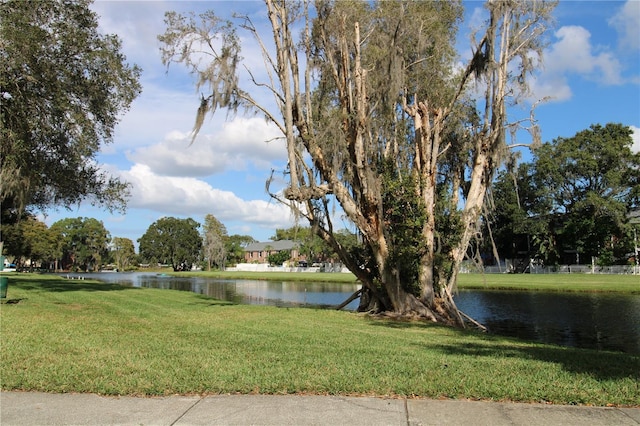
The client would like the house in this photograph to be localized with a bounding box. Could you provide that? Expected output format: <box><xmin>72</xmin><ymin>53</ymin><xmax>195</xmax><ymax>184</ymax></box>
<box><xmin>244</xmin><ymin>240</ymin><xmax>301</xmax><ymax>264</ymax></box>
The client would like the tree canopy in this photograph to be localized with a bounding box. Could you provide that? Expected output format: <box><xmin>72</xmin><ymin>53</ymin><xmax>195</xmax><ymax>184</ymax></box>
<box><xmin>1</xmin><ymin>214</ymin><xmax>57</xmax><ymax>270</ymax></box>
<box><xmin>110</xmin><ymin>237</ymin><xmax>136</xmax><ymax>271</ymax></box>
<box><xmin>0</xmin><ymin>0</ymin><xmax>141</xmax><ymax>215</ymax></box>
<box><xmin>49</xmin><ymin>217</ymin><xmax>110</xmax><ymax>272</ymax></box>
<box><xmin>225</xmin><ymin>234</ymin><xmax>256</xmax><ymax>266</ymax></box>
<box><xmin>138</xmin><ymin>217</ymin><xmax>202</xmax><ymax>271</ymax></box>
<box><xmin>489</xmin><ymin>123</ymin><xmax>640</xmax><ymax>267</ymax></box>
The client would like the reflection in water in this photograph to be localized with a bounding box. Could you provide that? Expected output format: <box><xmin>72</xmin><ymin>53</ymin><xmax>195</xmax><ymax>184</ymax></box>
<box><xmin>133</xmin><ymin>275</ymin><xmax>362</xmax><ymax>310</ymax></box>
<box><xmin>455</xmin><ymin>290</ymin><xmax>640</xmax><ymax>354</ymax></box>
<box><xmin>64</xmin><ymin>273</ymin><xmax>639</xmax><ymax>354</ymax></box>
<box><xmin>197</xmin><ymin>279</ymin><xmax>361</xmax><ymax>308</ymax></box>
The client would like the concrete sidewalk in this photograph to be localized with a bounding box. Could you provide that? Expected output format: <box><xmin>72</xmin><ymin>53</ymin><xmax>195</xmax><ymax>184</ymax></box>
<box><xmin>1</xmin><ymin>392</ymin><xmax>639</xmax><ymax>425</ymax></box>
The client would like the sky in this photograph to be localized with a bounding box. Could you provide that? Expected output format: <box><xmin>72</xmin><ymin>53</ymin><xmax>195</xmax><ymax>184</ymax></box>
<box><xmin>41</xmin><ymin>0</ymin><xmax>640</xmax><ymax>246</ymax></box>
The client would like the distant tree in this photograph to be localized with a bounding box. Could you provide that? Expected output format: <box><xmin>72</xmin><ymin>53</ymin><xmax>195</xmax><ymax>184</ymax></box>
<box><xmin>489</xmin><ymin>123</ymin><xmax>640</xmax><ymax>266</ymax></box>
<box><xmin>267</xmin><ymin>249</ymin><xmax>290</xmax><ymax>266</ymax></box>
<box><xmin>111</xmin><ymin>237</ymin><xmax>136</xmax><ymax>271</ymax></box>
<box><xmin>531</xmin><ymin>123</ymin><xmax>640</xmax><ymax>264</ymax></box>
<box><xmin>272</xmin><ymin>226</ymin><xmax>360</xmax><ymax>263</ymax></box>
<box><xmin>0</xmin><ymin>0</ymin><xmax>141</xmax><ymax>215</ymax></box>
<box><xmin>487</xmin><ymin>165</ymin><xmax>555</xmax><ymax>267</ymax></box>
<box><xmin>202</xmin><ymin>214</ymin><xmax>227</xmax><ymax>270</ymax></box>
<box><xmin>1</xmin><ymin>218</ymin><xmax>27</xmax><ymax>267</ymax></box>
<box><xmin>138</xmin><ymin>217</ymin><xmax>202</xmax><ymax>271</ymax></box>
<box><xmin>271</xmin><ymin>226</ymin><xmax>308</xmax><ymax>241</ymax></box>
<box><xmin>271</xmin><ymin>226</ymin><xmax>322</xmax><ymax>261</ymax></box>
<box><xmin>225</xmin><ymin>234</ymin><xmax>256</xmax><ymax>265</ymax></box>
<box><xmin>1</xmin><ymin>214</ymin><xmax>57</xmax><ymax>270</ymax></box>
<box><xmin>50</xmin><ymin>217</ymin><xmax>110</xmax><ymax>271</ymax></box>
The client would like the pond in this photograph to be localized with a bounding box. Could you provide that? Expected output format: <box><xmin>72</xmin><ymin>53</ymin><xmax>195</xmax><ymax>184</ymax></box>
<box><xmin>65</xmin><ymin>272</ymin><xmax>640</xmax><ymax>354</ymax></box>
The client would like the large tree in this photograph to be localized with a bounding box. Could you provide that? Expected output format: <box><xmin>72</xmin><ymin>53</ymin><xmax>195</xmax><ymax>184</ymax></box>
<box><xmin>488</xmin><ymin>123</ymin><xmax>640</xmax><ymax>267</ymax></box>
<box><xmin>0</xmin><ymin>0</ymin><xmax>141</xmax><ymax>215</ymax></box>
<box><xmin>531</xmin><ymin>123</ymin><xmax>639</xmax><ymax>264</ymax></box>
<box><xmin>1</xmin><ymin>214</ymin><xmax>57</xmax><ymax>270</ymax></box>
<box><xmin>138</xmin><ymin>217</ymin><xmax>202</xmax><ymax>271</ymax></box>
<box><xmin>160</xmin><ymin>0</ymin><xmax>555</xmax><ymax>325</ymax></box>
<box><xmin>50</xmin><ymin>217</ymin><xmax>110</xmax><ymax>272</ymax></box>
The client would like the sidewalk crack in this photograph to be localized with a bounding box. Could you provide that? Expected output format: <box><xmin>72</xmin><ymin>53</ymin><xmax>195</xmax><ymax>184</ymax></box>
<box><xmin>617</xmin><ymin>408</ymin><xmax>640</xmax><ymax>425</ymax></box>
<box><xmin>169</xmin><ymin>397</ymin><xmax>203</xmax><ymax>426</ymax></box>
<box><xmin>405</xmin><ymin>399</ymin><xmax>410</xmax><ymax>426</ymax></box>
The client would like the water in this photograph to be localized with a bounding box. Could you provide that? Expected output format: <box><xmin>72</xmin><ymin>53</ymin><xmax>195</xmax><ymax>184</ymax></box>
<box><xmin>454</xmin><ymin>290</ymin><xmax>640</xmax><ymax>354</ymax></box>
<box><xmin>65</xmin><ymin>272</ymin><xmax>640</xmax><ymax>354</ymax></box>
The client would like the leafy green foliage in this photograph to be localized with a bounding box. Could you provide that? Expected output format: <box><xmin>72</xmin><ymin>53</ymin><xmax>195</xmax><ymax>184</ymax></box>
<box><xmin>225</xmin><ymin>234</ymin><xmax>256</xmax><ymax>266</ymax></box>
<box><xmin>381</xmin><ymin>163</ymin><xmax>426</xmax><ymax>296</ymax></box>
<box><xmin>271</xmin><ymin>226</ymin><xmax>359</xmax><ymax>263</ymax></box>
<box><xmin>432</xmin><ymin>186</ymin><xmax>464</xmax><ymax>286</ymax></box>
<box><xmin>490</xmin><ymin>165</ymin><xmax>553</xmax><ymax>264</ymax></box>
<box><xmin>49</xmin><ymin>217</ymin><xmax>110</xmax><ymax>272</ymax></box>
<box><xmin>267</xmin><ymin>250</ymin><xmax>291</xmax><ymax>266</ymax></box>
<box><xmin>0</xmin><ymin>0</ymin><xmax>141</xmax><ymax>214</ymax></box>
<box><xmin>138</xmin><ymin>217</ymin><xmax>202</xmax><ymax>271</ymax></box>
<box><xmin>490</xmin><ymin>123</ymin><xmax>640</xmax><ymax>266</ymax></box>
<box><xmin>1</xmin><ymin>214</ymin><xmax>58</xmax><ymax>269</ymax></box>
<box><xmin>534</xmin><ymin>124</ymin><xmax>639</xmax><ymax>264</ymax></box>
<box><xmin>110</xmin><ymin>237</ymin><xmax>137</xmax><ymax>271</ymax></box>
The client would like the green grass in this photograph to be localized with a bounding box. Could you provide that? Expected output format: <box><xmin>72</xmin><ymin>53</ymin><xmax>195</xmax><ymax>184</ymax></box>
<box><xmin>181</xmin><ymin>270</ymin><xmax>640</xmax><ymax>293</ymax></box>
<box><xmin>1</xmin><ymin>273</ymin><xmax>638</xmax><ymax>406</ymax></box>
<box><xmin>457</xmin><ymin>273</ymin><xmax>640</xmax><ymax>293</ymax></box>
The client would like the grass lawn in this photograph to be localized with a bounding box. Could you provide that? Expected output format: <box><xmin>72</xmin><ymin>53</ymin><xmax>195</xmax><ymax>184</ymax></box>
<box><xmin>1</xmin><ymin>273</ymin><xmax>638</xmax><ymax>406</ymax></box>
<box><xmin>457</xmin><ymin>273</ymin><xmax>640</xmax><ymax>293</ymax></box>
<box><xmin>181</xmin><ymin>269</ymin><xmax>640</xmax><ymax>293</ymax></box>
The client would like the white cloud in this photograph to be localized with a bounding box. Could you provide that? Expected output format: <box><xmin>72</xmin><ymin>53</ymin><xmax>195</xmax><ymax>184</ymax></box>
<box><xmin>127</xmin><ymin>130</ymin><xmax>228</xmax><ymax>177</ymax></box>
<box><xmin>527</xmin><ymin>75</ymin><xmax>572</xmax><ymax>103</ymax></box>
<box><xmin>532</xmin><ymin>25</ymin><xmax>623</xmax><ymax>102</ymax></box>
<box><xmin>105</xmin><ymin>82</ymin><xmax>201</xmax><ymax>153</ymax></box>
<box><xmin>121</xmin><ymin>164</ymin><xmax>294</xmax><ymax>228</ymax></box>
<box><xmin>87</xmin><ymin>2</ymin><xmax>298</xmax><ymax>241</ymax></box>
<box><xmin>126</xmin><ymin>117</ymin><xmax>285</xmax><ymax>177</ymax></box>
<box><xmin>92</xmin><ymin>0</ymin><xmax>171</xmax><ymax>77</ymax></box>
<box><xmin>609</xmin><ymin>0</ymin><xmax>640</xmax><ymax>51</ymax></box>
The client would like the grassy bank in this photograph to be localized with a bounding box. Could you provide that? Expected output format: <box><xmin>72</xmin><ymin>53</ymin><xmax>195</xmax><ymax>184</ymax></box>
<box><xmin>1</xmin><ymin>273</ymin><xmax>638</xmax><ymax>406</ymax></box>
<box><xmin>457</xmin><ymin>273</ymin><xmax>640</xmax><ymax>293</ymax></box>
<box><xmin>180</xmin><ymin>270</ymin><xmax>640</xmax><ymax>293</ymax></box>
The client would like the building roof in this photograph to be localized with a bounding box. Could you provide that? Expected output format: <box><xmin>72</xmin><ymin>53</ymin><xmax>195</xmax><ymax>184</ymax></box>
<box><xmin>244</xmin><ymin>240</ymin><xmax>298</xmax><ymax>252</ymax></box>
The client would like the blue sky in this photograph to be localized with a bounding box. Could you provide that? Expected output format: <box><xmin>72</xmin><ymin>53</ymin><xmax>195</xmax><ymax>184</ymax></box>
<box><xmin>42</xmin><ymin>0</ymin><xmax>640</xmax><ymax>246</ymax></box>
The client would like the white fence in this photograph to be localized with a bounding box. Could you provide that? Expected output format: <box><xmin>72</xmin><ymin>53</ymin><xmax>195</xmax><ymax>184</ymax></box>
<box><xmin>227</xmin><ymin>263</ymin><xmax>351</xmax><ymax>273</ymax></box>
<box><xmin>473</xmin><ymin>264</ymin><xmax>640</xmax><ymax>275</ymax></box>
<box><xmin>230</xmin><ymin>260</ymin><xmax>639</xmax><ymax>275</ymax></box>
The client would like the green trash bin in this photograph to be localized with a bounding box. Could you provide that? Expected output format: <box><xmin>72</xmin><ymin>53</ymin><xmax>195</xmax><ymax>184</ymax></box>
<box><xmin>0</xmin><ymin>276</ymin><xmax>8</xmax><ymax>299</ymax></box>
